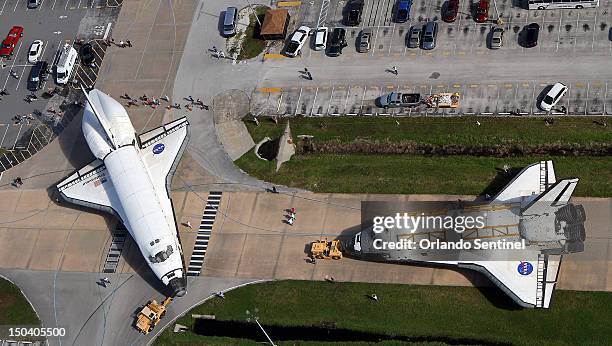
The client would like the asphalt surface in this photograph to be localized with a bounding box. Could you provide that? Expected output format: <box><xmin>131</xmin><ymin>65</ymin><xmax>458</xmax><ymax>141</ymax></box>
<box><xmin>0</xmin><ymin>269</ymin><xmax>257</xmax><ymax>346</ymax></box>
<box><xmin>252</xmin><ymin>0</ymin><xmax>612</xmax><ymax>116</ymax></box>
<box><xmin>0</xmin><ymin>0</ymin><xmax>117</xmax><ymax>172</ymax></box>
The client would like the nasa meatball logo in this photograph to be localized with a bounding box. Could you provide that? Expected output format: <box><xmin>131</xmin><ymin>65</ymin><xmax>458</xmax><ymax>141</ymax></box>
<box><xmin>517</xmin><ymin>261</ymin><xmax>533</xmax><ymax>276</ymax></box>
<box><xmin>153</xmin><ymin>143</ymin><xmax>165</xmax><ymax>155</ymax></box>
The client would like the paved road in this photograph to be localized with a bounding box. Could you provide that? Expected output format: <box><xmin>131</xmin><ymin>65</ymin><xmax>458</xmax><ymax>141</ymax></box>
<box><xmin>0</xmin><ymin>269</ymin><xmax>257</xmax><ymax>346</ymax></box>
<box><xmin>172</xmin><ymin>0</ymin><xmax>285</xmax><ymax>190</ymax></box>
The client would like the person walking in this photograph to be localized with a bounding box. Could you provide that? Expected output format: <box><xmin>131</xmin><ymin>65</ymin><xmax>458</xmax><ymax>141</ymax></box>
<box><xmin>126</xmin><ymin>40</ymin><xmax>132</xmax><ymax>47</ymax></box>
<box><xmin>391</xmin><ymin>66</ymin><xmax>398</xmax><ymax>75</ymax></box>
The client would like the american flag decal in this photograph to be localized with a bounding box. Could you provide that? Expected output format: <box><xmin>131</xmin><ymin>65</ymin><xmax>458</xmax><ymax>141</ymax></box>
<box><xmin>94</xmin><ymin>177</ymin><xmax>107</xmax><ymax>187</ymax></box>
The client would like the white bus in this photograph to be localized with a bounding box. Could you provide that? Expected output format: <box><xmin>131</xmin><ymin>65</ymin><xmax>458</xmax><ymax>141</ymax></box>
<box><xmin>527</xmin><ymin>0</ymin><xmax>599</xmax><ymax>10</ymax></box>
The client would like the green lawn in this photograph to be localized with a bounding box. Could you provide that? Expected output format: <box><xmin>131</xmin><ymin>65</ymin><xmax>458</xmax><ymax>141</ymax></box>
<box><xmin>236</xmin><ymin>153</ymin><xmax>612</xmax><ymax>197</ymax></box>
<box><xmin>0</xmin><ymin>277</ymin><xmax>39</xmax><ymax>325</ymax></box>
<box><xmin>246</xmin><ymin>116</ymin><xmax>612</xmax><ymax>146</ymax></box>
<box><xmin>154</xmin><ymin>281</ymin><xmax>612</xmax><ymax>346</ymax></box>
<box><xmin>238</xmin><ymin>117</ymin><xmax>611</xmax><ymax>197</ymax></box>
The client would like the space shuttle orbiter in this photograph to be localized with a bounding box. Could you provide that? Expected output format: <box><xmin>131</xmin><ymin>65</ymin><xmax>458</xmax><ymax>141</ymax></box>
<box><xmin>346</xmin><ymin>161</ymin><xmax>586</xmax><ymax>308</ymax></box>
<box><xmin>57</xmin><ymin>87</ymin><xmax>189</xmax><ymax>297</ymax></box>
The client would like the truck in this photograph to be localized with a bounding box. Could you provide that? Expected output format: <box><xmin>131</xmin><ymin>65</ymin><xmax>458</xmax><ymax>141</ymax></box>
<box><xmin>425</xmin><ymin>92</ymin><xmax>460</xmax><ymax>108</ymax></box>
<box><xmin>311</xmin><ymin>239</ymin><xmax>343</xmax><ymax>260</ymax></box>
<box><xmin>135</xmin><ymin>297</ymin><xmax>172</xmax><ymax>334</ymax></box>
<box><xmin>377</xmin><ymin>92</ymin><xmax>422</xmax><ymax>108</ymax></box>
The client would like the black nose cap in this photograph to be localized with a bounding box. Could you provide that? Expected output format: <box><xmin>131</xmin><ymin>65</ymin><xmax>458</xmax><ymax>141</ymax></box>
<box><xmin>168</xmin><ymin>277</ymin><xmax>187</xmax><ymax>297</ymax></box>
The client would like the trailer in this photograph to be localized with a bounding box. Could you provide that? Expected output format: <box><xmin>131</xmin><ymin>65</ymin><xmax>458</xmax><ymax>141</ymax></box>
<box><xmin>425</xmin><ymin>92</ymin><xmax>460</xmax><ymax>108</ymax></box>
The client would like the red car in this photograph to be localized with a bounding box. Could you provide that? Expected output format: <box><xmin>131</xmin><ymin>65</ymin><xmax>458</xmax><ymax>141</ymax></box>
<box><xmin>443</xmin><ymin>0</ymin><xmax>459</xmax><ymax>23</ymax></box>
<box><xmin>474</xmin><ymin>0</ymin><xmax>489</xmax><ymax>23</ymax></box>
<box><xmin>0</xmin><ymin>26</ymin><xmax>24</xmax><ymax>58</ymax></box>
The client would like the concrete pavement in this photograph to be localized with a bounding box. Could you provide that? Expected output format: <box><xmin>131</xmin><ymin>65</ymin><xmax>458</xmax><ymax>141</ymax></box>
<box><xmin>0</xmin><ymin>269</ymin><xmax>257</xmax><ymax>346</ymax></box>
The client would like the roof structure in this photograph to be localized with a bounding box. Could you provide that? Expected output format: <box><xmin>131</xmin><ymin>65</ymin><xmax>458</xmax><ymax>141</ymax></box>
<box><xmin>260</xmin><ymin>9</ymin><xmax>289</xmax><ymax>37</ymax></box>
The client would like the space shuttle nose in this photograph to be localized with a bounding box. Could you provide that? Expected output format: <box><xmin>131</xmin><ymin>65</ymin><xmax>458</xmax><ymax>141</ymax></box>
<box><xmin>168</xmin><ymin>277</ymin><xmax>187</xmax><ymax>297</ymax></box>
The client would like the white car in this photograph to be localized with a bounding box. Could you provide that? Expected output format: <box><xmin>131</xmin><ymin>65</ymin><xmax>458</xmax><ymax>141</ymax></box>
<box><xmin>540</xmin><ymin>83</ymin><xmax>568</xmax><ymax>112</ymax></box>
<box><xmin>313</xmin><ymin>27</ymin><xmax>328</xmax><ymax>51</ymax></box>
<box><xmin>28</xmin><ymin>40</ymin><xmax>43</xmax><ymax>64</ymax></box>
<box><xmin>285</xmin><ymin>26</ymin><xmax>311</xmax><ymax>57</ymax></box>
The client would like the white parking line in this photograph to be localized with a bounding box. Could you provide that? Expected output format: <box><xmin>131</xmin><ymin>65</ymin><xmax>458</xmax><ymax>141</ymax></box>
<box><xmin>327</xmin><ymin>85</ymin><xmax>334</xmax><ymax>115</ymax></box>
<box><xmin>277</xmin><ymin>92</ymin><xmax>283</xmax><ymax>114</ymax></box>
<box><xmin>0</xmin><ymin>124</ymin><xmax>9</xmax><ymax>148</ymax></box>
<box><xmin>294</xmin><ymin>87</ymin><xmax>302</xmax><ymax>116</ymax></box>
<box><xmin>13</xmin><ymin>0</ymin><xmax>19</xmax><ymax>12</ymax></box>
<box><xmin>11</xmin><ymin>123</ymin><xmax>24</xmax><ymax>150</ymax></box>
<box><xmin>344</xmin><ymin>85</ymin><xmax>351</xmax><ymax>111</ymax></box>
<box><xmin>0</xmin><ymin>0</ymin><xmax>8</xmax><ymax>15</ymax></box>
<box><xmin>360</xmin><ymin>85</ymin><xmax>367</xmax><ymax>113</ymax></box>
<box><xmin>310</xmin><ymin>87</ymin><xmax>318</xmax><ymax>116</ymax></box>
<box><xmin>604</xmin><ymin>82</ymin><xmax>608</xmax><ymax>114</ymax></box>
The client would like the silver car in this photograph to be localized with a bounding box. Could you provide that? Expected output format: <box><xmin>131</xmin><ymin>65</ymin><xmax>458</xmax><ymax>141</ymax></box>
<box><xmin>421</xmin><ymin>21</ymin><xmax>438</xmax><ymax>50</ymax></box>
<box><xmin>357</xmin><ymin>28</ymin><xmax>372</xmax><ymax>53</ymax></box>
<box><xmin>407</xmin><ymin>26</ymin><xmax>421</xmax><ymax>48</ymax></box>
<box><xmin>490</xmin><ymin>26</ymin><xmax>504</xmax><ymax>49</ymax></box>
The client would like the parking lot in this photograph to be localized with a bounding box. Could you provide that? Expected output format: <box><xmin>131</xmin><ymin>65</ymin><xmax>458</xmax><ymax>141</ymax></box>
<box><xmin>295</xmin><ymin>0</ymin><xmax>612</xmax><ymax>58</ymax></box>
<box><xmin>254</xmin><ymin>0</ymin><xmax>612</xmax><ymax>116</ymax></box>
<box><xmin>0</xmin><ymin>0</ymin><xmax>118</xmax><ymax>171</ymax></box>
<box><xmin>252</xmin><ymin>79</ymin><xmax>612</xmax><ymax>116</ymax></box>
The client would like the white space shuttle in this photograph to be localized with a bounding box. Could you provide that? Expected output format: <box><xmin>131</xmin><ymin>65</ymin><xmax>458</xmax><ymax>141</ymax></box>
<box><xmin>347</xmin><ymin>161</ymin><xmax>586</xmax><ymax>308</ymax></box>
<box><xmin>57</xmin><ymin>87</ymin><xmax>189</xmax><ymax>297</ymax></box>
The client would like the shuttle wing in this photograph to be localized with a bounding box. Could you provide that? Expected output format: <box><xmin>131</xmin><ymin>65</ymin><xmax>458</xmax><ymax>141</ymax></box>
<box><xmin>137</xmin><ymin>117</ymin><xmax>190</xmax><ymax>216</ymax></box>
<box><xmin>458</xmin><ymin>254</ymin><xmax>563</xmax><ymax>308</ymax></box>
<box><xmin>57</xmin><ymin>159</ymin><xmax>120</xmax><ymax>217</ymax></box>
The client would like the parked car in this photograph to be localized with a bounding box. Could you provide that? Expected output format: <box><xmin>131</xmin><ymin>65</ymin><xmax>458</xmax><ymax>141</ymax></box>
<box><xmin>524</xmin><ymin>23</ymin><xmax>540</xmax><ymax>48</ymax></box>
<box><xmin>407</xmin><ymin>26</ymin><xmax>421</xmax><ymax>48</ymax></box>
<box><xmin>0</xmin><ymin>26</ymin><xmax>24</xmax><ymax>58</ymax></box>
<box><xmin>345</xmin><ymin>0</ymin><xmax>364</xmax><ymax>26</ymax></box>
<box><xmin>313</xmin><ymin>27</ymin><xmax>328</xmax><ymax>51</ymax></box>
<box><xmin>28</xmin><ymin>40</ymin><xmax>43</xmax><ymax>64</ymax></box>
<box><xmin>285</xmin><ymin>26</ymin><xmax>311</xmax><ymax>57</ymax></box>
<box><xmin>327</xmin><ymin>28</ymin><xmax>347</xmax><ymax>57</ymax></box>
<box><xmin>222</xmin><ymin>7</ymin><xmax>238</xmax><ymax>37</ymax></box>
<box><xmin>421</xmin><ymin>21</ymin><xmax>438</xmax><ymax>50</ymax></box>
<box><xmin>27</xmin><ymin>61</ymin><xmax>48</xmax><ymax>91</ymax></box>
<box><xmin>489</xmin><ymin>26</ymin><xmax>504</xmax><ymax>49</ymax></box>
<box><xmin>474</xmin><ymin>0</ymin><xmax>489</xmax><ymax>23</ymax></box>
<box><xmin>540</xmin><ymin>83</ymin><xmax>568</xmax><ymax>112</ymax></box>
<box><xmin>27</xmin><ymin>0</ymin><xmax>40</xmax><ymax>9</ymax></box>
<box><xmin>395</xmin><ymin>0</ymin><xmax>412</xmax><ymax>23</ymax></box>
<box><xmin>442</xmin><ymin>0</ymin><xmax>459</xmax><ymax>23</ymax></box>
<box><xmin>79</xmin><ymin>43</ymin><xmax>95</xmax><ymax>65</ymax></box>
<box><xmin>357</xmin><ymin>28</ymin><xmax>372</xmax><ymax>53</ymax></box>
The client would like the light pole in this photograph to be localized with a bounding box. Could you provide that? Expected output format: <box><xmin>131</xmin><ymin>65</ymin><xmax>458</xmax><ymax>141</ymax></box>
<box><xmin>246</xmin><ymin>309</ymin><xmax>276</xmax><ymax>346</ymax></box>
<box><xmin>245</xmin><ymin>0</ymin><xmax>262</xmax><ymax>27</ymax></box>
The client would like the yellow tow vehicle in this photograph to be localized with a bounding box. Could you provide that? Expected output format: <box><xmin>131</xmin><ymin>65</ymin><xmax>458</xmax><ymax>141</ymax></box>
<box><xmin>135</xmin><ymin>297</ymin><xmax>172</xmax><ymax>334</ymax></box>
<box><xmin>311</xmin><ymin>239</ymin><xmax>343</xmax><ymax>260</ymax></box>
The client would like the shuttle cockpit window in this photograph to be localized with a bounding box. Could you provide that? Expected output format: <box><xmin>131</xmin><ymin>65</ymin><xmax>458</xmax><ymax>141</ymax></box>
<box><xmin>148</xmin><ymin>245</ymin><xmax>174</xmax><ymax>263</ymax></box>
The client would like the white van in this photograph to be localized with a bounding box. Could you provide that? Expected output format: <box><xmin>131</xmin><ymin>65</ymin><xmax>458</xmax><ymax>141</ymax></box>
<box><xmin>55</xmin><ymin>43</ymin><xmax>77</xmax><ymax>85</ymax></box>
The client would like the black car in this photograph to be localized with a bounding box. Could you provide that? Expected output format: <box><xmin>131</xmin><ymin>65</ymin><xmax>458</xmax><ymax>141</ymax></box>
<box><xmin>327</xmin><ymin>28</ymin><xmax>347</xmax><ymax>57</ymax></box>
<box><xmin>79</xmin><ymin>43</ymin><xmax>95</xmax><ymax>65</ymax></box>
<box><xmin>345</xmin><ymin>0</ymin><xmax>364</xmax><ymax>26</ymax></box>
<box><xmin>27</xmin><ymin>61</ymin><xmax>48</xmax><ymax>91</ymax></box>
<box><xmin>524</xmin><ymin>23</ymin><xmax>540</xmax><ymax>48</ymax></box>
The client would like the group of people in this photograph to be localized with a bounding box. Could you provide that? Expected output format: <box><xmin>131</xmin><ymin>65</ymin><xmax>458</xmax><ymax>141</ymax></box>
<box><xmin>105</xmin><ymin>37</ymin><xmax>132</xmax><ymax>48</ymax></box>
<box><xmin>12</xmin><ymin>177</ymin><xmax>23</xmax><ymax>188</ymax></box>
<box><xmin>286</xmin><ymin>207</ymin><xmax>297</xmax><ymax>226</ymax></box>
